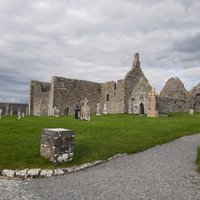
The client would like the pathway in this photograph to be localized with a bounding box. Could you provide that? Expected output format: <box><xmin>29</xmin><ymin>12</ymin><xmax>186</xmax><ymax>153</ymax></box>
<box><xmin>1</xmin><ymin>134</ymin><xmax>200</xmax><ymax>200</ymax></box>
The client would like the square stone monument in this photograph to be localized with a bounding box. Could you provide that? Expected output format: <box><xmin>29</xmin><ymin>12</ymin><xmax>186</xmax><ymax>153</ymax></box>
<box><xmin>40</xmin><ymin>128</ymin><xmax>74</xmax><ymax>163</ymax></box>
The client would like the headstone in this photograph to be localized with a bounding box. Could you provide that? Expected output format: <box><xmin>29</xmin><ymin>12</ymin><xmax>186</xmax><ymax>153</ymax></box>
<box><xmin>40</xmin><ymin>128</ymin><xmax>74</xmax><ymax>163</ymax></box>
<box><xmin>52</xmin><ymin>106</ymin><xmax>56</xmax><ymax>116</ymax></box>
<box><xmin>147</xmin><ymin>88</ymin><xmax>159</xmax><ymax>117</ymax></box>
<box><xmin>18</xmin><ymin>108</ymin><xmax>21</xmax><ymax>120</ymax></box>
<box><xmin>0</xmin><ymin>109</ymin><xmax>2</xmax><ymax>119</ymax></box>
<box><xmin>18</xmin><ymin>113</ymin><xmax>21</xmax><ymax>120</ymax></box>
<box><xmin>10</xmin><ymin>106</ymin><xmax>13</xmax><ymax>116</ymax></box>
<box><xmin>80</xmin><ymin>98</ymin><xmax>90</xmax><ymax>121</ymax></box>
<box><xmin>22</xmin><ymin>112</ymin><xmax>25</xmax><ymax>118</ymax></box>
<box><xmin>26</xmin><ymin>107</ymin><xmax>29</xmax><ymax>116</ymax></box>
<box><xmin>5</xmin><ymin>104</ymin><xmax>9</xmax><ymax>115</ymax></box>
<box><xmin>189</xmin><ymin>109</ymin><xmax>194</xmax><ymax>115</ymax></box>
<box><xmin>103</xmin><ymin>104</ymin><xmax>107</xmax><ymax>114</ymax></box>
<box><xmin>57</xmin><ymin>109</ymin><xmax>60</xmax><ymax>117</ymax></box>
<box><xmin>96</xmin><ymin>103</ymin><xmax>101</xmax><ymax>116</ymax></box>
<box><xmin>53</xmin><ymin>106</ymin><xmax>60</xmax><ymax>117</ymax></box>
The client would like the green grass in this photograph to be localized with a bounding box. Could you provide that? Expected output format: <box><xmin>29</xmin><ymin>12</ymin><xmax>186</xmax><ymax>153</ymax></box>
<box><xmin>196</xmin><ymin>147</ymin><xmax>200</xmax><ymax>172</ymax></box>
<box><xmin>0</xmin><ymin>113</ymin><xmax>200</xmax><ymax>170</ymax></box>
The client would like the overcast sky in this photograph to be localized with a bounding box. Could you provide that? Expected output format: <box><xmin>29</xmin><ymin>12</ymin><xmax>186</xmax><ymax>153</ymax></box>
<box><xmin>0</xmin><ymin>0</ymin><xmax>200</xmax><ymax>103</ymax></box>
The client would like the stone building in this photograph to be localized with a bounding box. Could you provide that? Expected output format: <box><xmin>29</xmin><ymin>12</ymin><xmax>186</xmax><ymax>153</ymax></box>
<box><xmin>29</xmin><ymin>52</ymin><xmax>200</xmax><ymax>116</ymax></box>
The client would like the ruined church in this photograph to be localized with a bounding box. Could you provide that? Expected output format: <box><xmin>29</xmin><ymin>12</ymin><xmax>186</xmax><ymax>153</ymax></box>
<box><xmin>29</xmin><ymin>52</ymin><xmax>200</xmax><ymax>116</ymax></box>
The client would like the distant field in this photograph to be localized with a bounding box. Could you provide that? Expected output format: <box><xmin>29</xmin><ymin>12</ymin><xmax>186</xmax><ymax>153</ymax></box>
<box><xmin>0</xmin><ymin>113</ymin><xmax>200</xmax><ymax>170</ymax></box>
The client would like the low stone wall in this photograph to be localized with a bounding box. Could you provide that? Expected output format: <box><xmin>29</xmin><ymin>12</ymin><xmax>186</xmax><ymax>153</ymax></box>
<box><xmin>0</xmin><ymin>153</ymin><xmax>126</xmax><ymax>179</ymax></box>
<box><xmin>0</xmin><ymin>102</ymin><xmax>28</xmax><ymax>115</ymax></box>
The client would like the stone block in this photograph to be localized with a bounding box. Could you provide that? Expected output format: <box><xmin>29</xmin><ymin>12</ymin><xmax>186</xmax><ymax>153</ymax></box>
<box><xmin>27</xmin><ymin>169</ymin><xmax>41</xmax><ymax>178</ymax></box>
<box><xmin>40</xmin><ymin>128</ymin><xmax>74</xmax><ymax>163</ymax></box>
<box><xmin>53</xmin><ymin>169</ymin><xmax>65</xmax><ymax>175</ymax></box>
<box><xmin>1</xmin><ymin>169</ymin><xmax>15</xmax><ymax>177</ymax></box>
<box><xmin>40</xmin><ymin>169</ymin><xmax>53</xmax><ymax>177</ymax></box>
<box><xmin>15</xmin><ymin>169</ymin><xmax>28</xmax><ymax>178</ymax></box>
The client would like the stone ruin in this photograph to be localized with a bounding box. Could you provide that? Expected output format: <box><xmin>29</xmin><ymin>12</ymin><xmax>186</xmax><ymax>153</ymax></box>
<box><xmin>29</xmin><ymin>52</ymin><xmax>200</xmax><ymax>116</ymax></box>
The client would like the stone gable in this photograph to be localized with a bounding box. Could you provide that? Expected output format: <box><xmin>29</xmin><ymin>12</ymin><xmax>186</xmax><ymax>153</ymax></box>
<box><xmin>159</xmin><ymin>77</ymin><xmax>189</xmax><ymax>99</ymax></box>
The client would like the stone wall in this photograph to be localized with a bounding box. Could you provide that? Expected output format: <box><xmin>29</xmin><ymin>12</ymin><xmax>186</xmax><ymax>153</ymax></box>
<box><xmin>0</xmin><ymin>102</ymin><xmax>28</xmax><ymax>115</ymax></box>
<box><xmin>190</xmin><ymin>83</ymin><xmax>200</xmax><ymax>112</ymax></box>
<box><xmin>52</xmin><ymin>76</ymin><xmax>101</xmax><ymax>115</ymax></box>
<box><xmin>100</xmin><ymin>79</ymin><xmax>124</xmax><ymax>114</ymax></box>
<box><xmin>29</xmin><ymin>80</ymin><xmax>51</xmax><ymax>116</ymax></box>
<box><xmin>157</xmin><ymin>97</ymin><xmax>190</xmax><ymax>113</ymax></box>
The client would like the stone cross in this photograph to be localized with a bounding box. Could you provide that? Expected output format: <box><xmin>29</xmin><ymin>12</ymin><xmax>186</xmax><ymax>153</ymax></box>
<box><xmin>84</xmin><ymin>98</ymin><xmax>89</xmax><ymax>105</ymax></box>
<box><xmin>149</xmin><ymin>88</ymin><xmax>157</xmax><ymax>112</ymax></box>
<box><xmin>0</xmin><ymin>109</ymin><xmax>2</xmax><ymax>119</ymax></box>
<box><xmin>147</xmin><ymin>88</ymin><xmax>159</xmax><ymax>117</ymax></box>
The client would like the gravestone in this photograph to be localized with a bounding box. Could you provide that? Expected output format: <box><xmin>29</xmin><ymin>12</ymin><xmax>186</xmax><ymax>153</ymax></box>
<box><xmin>26</xmin><ymin>107</ymin><xmax>29</xmax><ymax>116</ymax></box>
<box><xmin>5</xmin><ymin>104</ymin><xmax>9</xmax><ymax>115</ymax></box>
<box><xmin>96</xmin><ymin>103</ymin><xmax>101</xmax><ymax>116</ymax></box>
<box><xmin>0</xmin><ymin>109</ymin><xmax>2</xmax><ymax>119</ymax></box>
<box><xmin>22</xmin><ymin>112</ymin><xmax>25</xmax><ymax>118</ymax></box>
<box><xmin>189</xmin><ymin>109</ymin><xmax>194</xmax><ymax>115</ymax></box>
<box><xmin>103</xmin><ymin>104</ymin><xmax>107</xmax><ymax>114</ymax></box>
<box><xmin>18</xmin><ymin>108</ymin><xmax>21</xmax><ymax>120</ymax></box>
<box><xmin>53</xmin><ymin>106</ymin><xmax>60</xmax><ymax>117</ymax></box>
<box><xmin>40</xmin><ymin>128</ymin><xmax>74</xmax><ymax>163</ymax></box>
<box><xmin>10</xmin><ymin>106</ymin><xmax>13</xmax><ymax>116</ymax></box>
<box><xmin>80</xmin><ymin>98</ymin><xmax>90</xmax><ymax>121</ymax></box>
<box><xmin>147</xmin><ymin>88</ymin><xmax>159</xmax><ymax>117</ymax></box>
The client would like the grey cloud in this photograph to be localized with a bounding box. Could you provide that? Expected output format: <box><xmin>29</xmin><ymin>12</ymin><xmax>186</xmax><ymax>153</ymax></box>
<box><xmin>0</xmin><ymin>0</ymin><xmax>199</xmax><ymax>102</ymax></box>
<box><xmin>174</xmin><ymin>33</ymin><xmax>200</xmax><ymax>53</ymax></box>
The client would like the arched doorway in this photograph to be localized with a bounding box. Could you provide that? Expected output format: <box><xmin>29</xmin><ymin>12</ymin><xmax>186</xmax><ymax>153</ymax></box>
<box><xmin>139</xmin><ymin>103</ymin><xmax>144</xmax><ymax>114</ymax></box>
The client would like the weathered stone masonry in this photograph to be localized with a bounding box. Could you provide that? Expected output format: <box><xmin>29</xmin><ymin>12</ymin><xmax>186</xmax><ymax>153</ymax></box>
<box><xmin>29</xmin><ymin>52</ymin><xmax>200</xmax><ymax>116</ymax></box>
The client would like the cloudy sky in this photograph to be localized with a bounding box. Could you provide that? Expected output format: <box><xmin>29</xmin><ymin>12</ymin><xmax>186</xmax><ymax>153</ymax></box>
<box><xmin>0</xmin><ymin>0</ymin><xmax>200</xmax><ymax>103</ymax></box>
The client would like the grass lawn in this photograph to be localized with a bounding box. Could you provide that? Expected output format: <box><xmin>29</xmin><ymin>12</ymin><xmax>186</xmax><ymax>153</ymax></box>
<box><xmin>0</xmin><ymin>112</ymin><xmax>200</xmax><ymax>170</ymax></box>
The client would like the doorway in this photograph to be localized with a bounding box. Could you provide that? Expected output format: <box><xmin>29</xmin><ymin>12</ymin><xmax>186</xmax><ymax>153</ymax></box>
<box><xmin>139</xmin><ymin>103</ymin><xmax>144</xmax><ymax>114</ymax></box>
<box><xmin>64</xmin><ymin>107</ymin><xmax>69</xmax><ymax>115</ymax></box>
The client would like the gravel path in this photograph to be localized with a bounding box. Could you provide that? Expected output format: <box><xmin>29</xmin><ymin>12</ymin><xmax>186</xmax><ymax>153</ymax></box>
<box><xmin>1</xmin><ymin>134</ymin><xmax>200</xmax><ymax>200</ymax></box>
